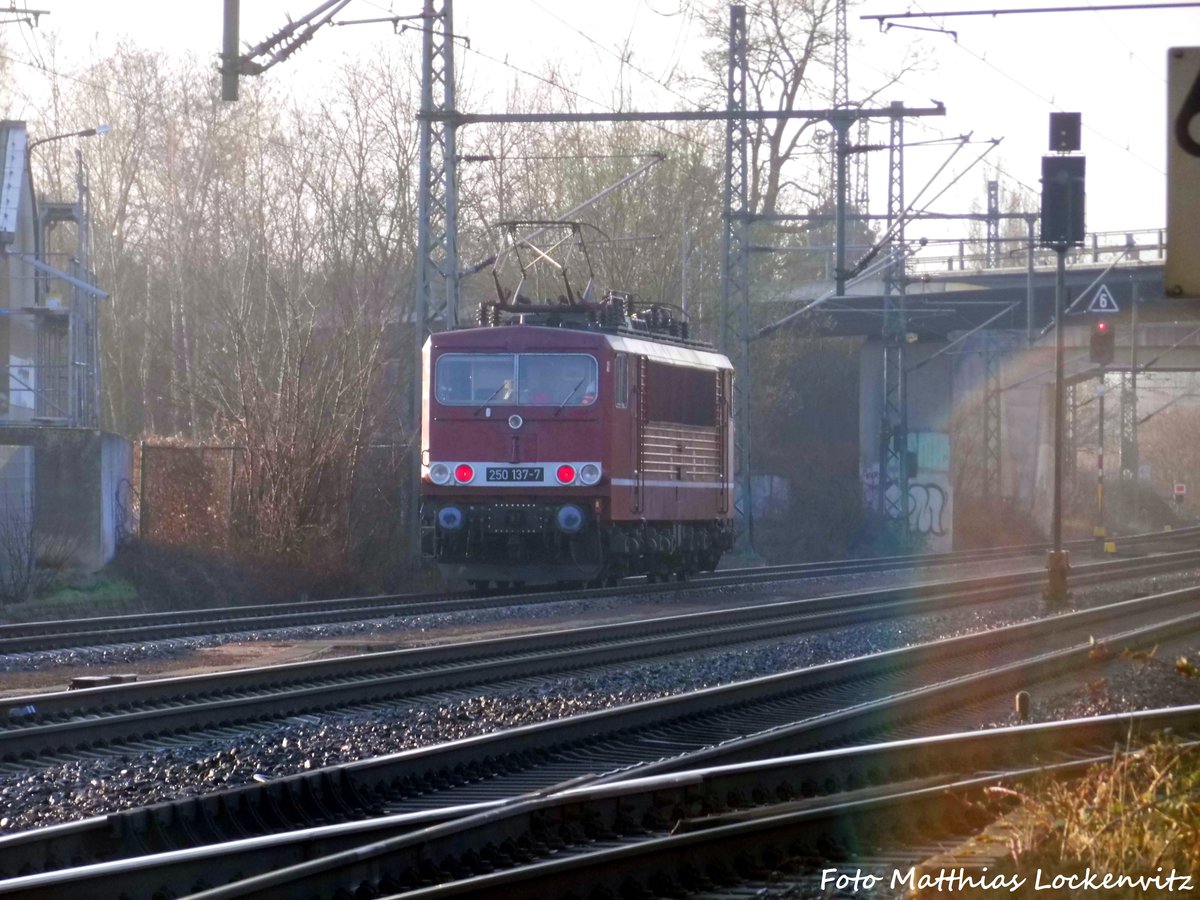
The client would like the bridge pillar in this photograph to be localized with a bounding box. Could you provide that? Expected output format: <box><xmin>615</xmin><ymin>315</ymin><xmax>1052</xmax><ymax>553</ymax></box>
<box><xmin>859</xmin><ymin>339</ymin><xmax>954</xmax><ymax>550</ymax></box>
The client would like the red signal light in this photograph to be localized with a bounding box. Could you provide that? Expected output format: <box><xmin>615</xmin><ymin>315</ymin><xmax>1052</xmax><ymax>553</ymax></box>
<box><xmin>1090</xmin><ymin>320</ymin><xmax>1115</xmax><ymax>364</ymax></box>
<box><xmin>454</xmin><ymin>464</ymin><xmax>475</xmax><ymax>483</ymax></box>
<box><xmin>556</xmin><ymin>464</ymin><xmax>576</xmax><ymax>484</ymax></box>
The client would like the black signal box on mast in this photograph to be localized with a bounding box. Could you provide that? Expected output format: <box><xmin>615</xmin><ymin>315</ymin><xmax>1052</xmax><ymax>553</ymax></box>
<box><xmin>1040</xmin><ymin>111</ymin><xmax>1085</xmax><ymax>247</ymax></box>
<box><xmin>1040</xmin><ymin>156</ymin><xmax>1086</xmax><ymax>246</ymax></box>
<box><xmin>1049</xmin><ymin>112</ymin><xmax>1081</xmax><ymax>152</ymax></box>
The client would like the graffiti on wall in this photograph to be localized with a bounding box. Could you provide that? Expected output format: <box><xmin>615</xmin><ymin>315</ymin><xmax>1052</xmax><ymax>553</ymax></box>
<box><xmin>861</xmin><ymin>431</ymin><xmax>953</xmax><ymax>550</ymax></box>
<box><xmin>907</xmin><ymin>480</ymin><xmax>948</xmax><ymax>536</ymax></box>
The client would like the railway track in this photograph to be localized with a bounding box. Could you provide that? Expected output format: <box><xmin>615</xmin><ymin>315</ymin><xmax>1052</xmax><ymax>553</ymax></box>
<box><xmin>3</xmin><ymin>555</ymin><xmax>1199</xmax><ymax>888</ymax></box>
<box><xmin>193</xmin><ymin>709</ymin><xmax>1199</xmax><ymax>900</ymax></box>
<box><xmin>5</xmin><ymin>705</ymin><xmax>1198</xmax><ymax>899</ymax></box>
<box><xmin>2</xmin><ymin>550</ymin><xmax>1195</xmax><ymax>766</ymax></box>
<box><xmin>4</xmin><ymin>528</ymin><xmax>1191</xmax><ymax>655</ymax></box>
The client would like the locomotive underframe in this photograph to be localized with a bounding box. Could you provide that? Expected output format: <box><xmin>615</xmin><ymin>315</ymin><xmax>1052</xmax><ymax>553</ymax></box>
<box><xmin>421</xmin><ymin>499</ymin><xmax>732</xmax><ymax>587</ymax></box>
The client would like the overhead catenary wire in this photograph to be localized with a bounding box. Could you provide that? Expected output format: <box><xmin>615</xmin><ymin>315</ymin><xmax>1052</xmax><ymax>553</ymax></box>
<box><xmin>455</xmin><ymin>41</ymin><xmax>722</xmax><ymax>158</ymax></box>
<box><xmin>878</xmin><ymin>0</ymin><xmax>1173</xmax><ymax>180</ymax></box>
<box><xmin>845</xmin><ymin>135</ymin><xmax>1003</xmax><ymax>282</ymax></box>
<box><xmin>864</xmin><ymin>3</ymin><xmax>1200</xmax><ymax>26</ymax></box>
<box><xmin>528</xmin><ymin>0</ymin><xmax>703</xmax><ymax>110</ymax></box>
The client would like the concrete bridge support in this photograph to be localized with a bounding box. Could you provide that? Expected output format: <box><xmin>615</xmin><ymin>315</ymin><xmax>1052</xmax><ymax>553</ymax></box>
<box><xmin>861</xmin><ymin>322</ymin><xmax>1200</xmax><ymax>549</ymax></box>
<box><xmin>859</xmin><ymin>340</ymin><xmax>956</xmax><ymax>550</ymax></box>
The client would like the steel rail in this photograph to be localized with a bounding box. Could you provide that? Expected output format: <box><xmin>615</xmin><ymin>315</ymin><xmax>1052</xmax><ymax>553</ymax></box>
<box><xmin>0</xmin><ymin>554</ymin><xmax>990</xmax><ymax>653</ymax></box>
<box><xmin>2</xmin><ymin>550</ymin><xmax>1195</xmax><ymax>763</ymax></box>
<box><xmin>7</xmin><ymin>706</ymin><xmax>1200</xmax><ymax>900</ymax></box>
<box><xmin>3</xmin><ymin>573</ymin><xmax>1200</xmax><ymax>881</ymax></box>
<box><xmin>4</xmin><ymin>525</ymin><xmax>1193</xmax><ymax>654</ymax></box>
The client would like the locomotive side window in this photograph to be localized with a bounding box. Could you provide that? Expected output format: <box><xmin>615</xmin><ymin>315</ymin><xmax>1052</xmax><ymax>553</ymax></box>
<box><xmin>614</xmin><ymin>353</ymin><xmax>628</xmax><ymax>408</ymax></box>
<box><xmin>435</xmin><ymin>353</ymin><xmax>596</xmax><ymax>407</ymax></box>
<box><xmin>644</xmin><ymin>361</ymin><xmax>717</xmax><ymax>426</ymax></box>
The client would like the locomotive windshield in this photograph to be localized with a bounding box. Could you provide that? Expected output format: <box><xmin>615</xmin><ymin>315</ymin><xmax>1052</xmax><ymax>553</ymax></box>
<box><xmin>436</xmin><ymin>353</ymin><xmax>598</xmax><ymax>407</ymax></box>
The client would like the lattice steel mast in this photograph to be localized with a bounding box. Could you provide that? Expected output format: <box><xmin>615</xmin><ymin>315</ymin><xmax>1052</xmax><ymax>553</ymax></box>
<box><xmin>877</xmin><ymin>103</ymin><xmax>909</xmax><ymax>529</ymax></box>
<box><xmin>982</xmin><ymin>332</ymin><xmax>1002</xmax><ymax>501</ymax></box>
<box><xmin>721</xmin><ymin>4</ymin><xmax>754</xmax><ymax>555</ymax></box>
<box><xmin>411</xmin><ymin>0</ymin><xmax>460</xmax><ymax>555</ymax></box>
<box><xmin>414</xmin><ymin>0</ymin><xmax>460</xmax><ymax>340</ymax></box>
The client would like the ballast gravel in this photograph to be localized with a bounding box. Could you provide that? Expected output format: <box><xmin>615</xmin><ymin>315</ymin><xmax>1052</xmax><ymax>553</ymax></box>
<box><xmin>2</xmin><ymin>565</ymin><xmax>1199</xmax><ymax>835</ymax></box>
<box><xmin>0</xmin><ymin>556</ymin><xmax>1068</xmax><ymax>674</ymax></box>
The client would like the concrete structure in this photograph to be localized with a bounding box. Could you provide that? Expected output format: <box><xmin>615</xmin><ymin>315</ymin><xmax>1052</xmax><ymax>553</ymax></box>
<box><xmin>0</xmin><ymin>427</ymin><xmax>130</xmax><ymax>571</ymax></box>
<box><xmin>858</xmin><ymin>340</ymin><xmax>956</xmax><ymax>551</ymax></box>
<box><xmin>0</xmin><ymin>121</ymin><xmax>131</xmax><ymax>577</ymax></box>
<box><xmin>853</xmin><ymin>273</ymin><xmax>1200</xmax><ymax>548</ymax></box>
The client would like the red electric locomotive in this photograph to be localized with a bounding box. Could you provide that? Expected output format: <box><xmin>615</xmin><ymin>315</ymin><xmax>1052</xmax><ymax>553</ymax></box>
<box><xmin>419</xmin><ymin>292</ymin><xmax>735</xmax><ymax>589</ymax></box>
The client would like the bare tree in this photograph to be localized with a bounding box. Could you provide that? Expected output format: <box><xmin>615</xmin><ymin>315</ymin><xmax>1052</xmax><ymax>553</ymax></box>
<box><xmin>1138</xmin><ymin>405</ymin><xmax>1200</xmax><ymax>512</ymax></box>
<box><xmin>26</xmin><ymin>48</ymin><xmax>420</xmax><ymax>576</ymax></box>
<box><xmin>693</xmin><ymin>0</ymin><xmax>838</xmax><ymax>217</ymax></box>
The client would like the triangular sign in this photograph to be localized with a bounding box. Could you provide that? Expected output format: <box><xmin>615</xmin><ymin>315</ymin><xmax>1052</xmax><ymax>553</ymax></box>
<box><xmin>1088</xmin><ymin>284</ymin><xmax>1120</xmax><ymax>313</ymax></box>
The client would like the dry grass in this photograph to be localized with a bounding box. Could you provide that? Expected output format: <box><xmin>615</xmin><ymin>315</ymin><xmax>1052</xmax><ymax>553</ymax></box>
<box><xmin>1007</xmin><ymin>739</ymin><xmax>1200</xmax><ymax>893</ymax></box>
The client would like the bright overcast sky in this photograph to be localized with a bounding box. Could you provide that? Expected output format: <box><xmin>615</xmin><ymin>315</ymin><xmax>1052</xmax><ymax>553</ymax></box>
<box><xmin>6</xmin><ymin>1</ymin><xmax>1198</xmax><ymax>240</ymax></box>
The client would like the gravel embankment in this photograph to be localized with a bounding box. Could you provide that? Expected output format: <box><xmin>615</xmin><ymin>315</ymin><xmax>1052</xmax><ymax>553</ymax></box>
<box><xmin>0</xmin><ymin>558</ymin><xmax>1091</xmax><ymax>674</ymax></box>
<box><xmin>2</xmin><ymin>564</ymin><xmax>1198</xmax><ymax>834</ymax></box>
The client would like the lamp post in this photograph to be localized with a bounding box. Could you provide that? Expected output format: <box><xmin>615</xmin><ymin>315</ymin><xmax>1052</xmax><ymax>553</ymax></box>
<box><xmin>27</xmin><ymin>123</ymin><xmax>112</xmax><ymax>153</ymax></box>
<box><xmin>25</xmin><ymin>122</ymin><xmax>112</xmax><ymax>428</ymax></box>
<box><xmin>25</xmin><ymin>122</ymin><xmax>112</xmax><ymax>288</ymax></box>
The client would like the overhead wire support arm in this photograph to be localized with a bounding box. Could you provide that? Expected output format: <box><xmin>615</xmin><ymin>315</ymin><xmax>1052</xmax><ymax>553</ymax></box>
<box><xmin>436</xmin><ymin>104</ymin><xmax>946</xmax><ymax>127</ymax></box>
<box><xmin>885</xmin><ymin>22</ymin><xmax>957</xmax><ymax>40</ymax></box>
<box><xmin>332</xmin><ymin>12</ymin><xmax>471</xmax><ymax>45</ymax></box>
<box><xmin>864</xmin><ymin>2</ymin><xmax>1200</xmax><ymax>29</ymax></box>
<box><xmin>844</xmin><ymin>135</ymin><xmax>1002</xmax><ymax>283</ymax></box>
<box><xmin>0</xmin><ymin>6</ymin><xmax>49</xmax><ymax>27</ymax></box>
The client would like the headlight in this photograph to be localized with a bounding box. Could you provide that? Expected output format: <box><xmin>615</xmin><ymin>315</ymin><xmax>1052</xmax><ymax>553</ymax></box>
<box><xmin>429</xmin><ymin>463</ymin><xmax>451</xmax><ymax>485</ymax></box>
<box><xmin>556</xmin><ymin>504</ymin><xmax>584</xmax><ymax>533</ymax></box>
<box><xmin>578</xmin><ymin>463</ymin><xmax>601</xmax><ymax>485</ymax></box>
<box><xmin>437</xmin><ymin>506</ymin><xmax>465</xmax><ymax>531</ymax></box>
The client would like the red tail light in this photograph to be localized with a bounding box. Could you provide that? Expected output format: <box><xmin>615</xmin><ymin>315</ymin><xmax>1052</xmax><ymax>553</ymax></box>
<box><xmin>454</xmin><ymin>464</ymin><xmax>475</xmax><ymax>483</ymax></box>
<box><xmin>556</xmin><ymin>464</ymin><xmax>576</xmax><ymax>484</ymax></box>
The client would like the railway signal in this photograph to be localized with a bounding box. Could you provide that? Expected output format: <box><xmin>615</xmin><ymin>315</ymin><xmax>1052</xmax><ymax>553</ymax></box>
<box><xmin>1089</xmin><ymin>319</ymin><xmax>1115</xmax><ymax>365</ymax></box>
<box><xmin>1041</xmin><ymin>112</ymin><xmax>1086</xmax><ymax>606</ymax></box>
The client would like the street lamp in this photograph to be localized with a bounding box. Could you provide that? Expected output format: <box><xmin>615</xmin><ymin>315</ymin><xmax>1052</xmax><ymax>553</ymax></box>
<box><xmin>27</xmin><ymin>124</ymin><xmax>112</xmax><ymax>152</ymax></box>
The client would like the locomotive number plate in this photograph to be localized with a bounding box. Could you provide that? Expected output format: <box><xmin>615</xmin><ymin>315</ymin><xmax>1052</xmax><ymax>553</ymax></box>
<box><xmin>486</xmin><ymin>466</ymin><xmax>544</xmax><ymax>482</ymax></box>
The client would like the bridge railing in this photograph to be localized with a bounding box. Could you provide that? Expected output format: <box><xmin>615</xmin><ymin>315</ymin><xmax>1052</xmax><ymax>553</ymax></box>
<box><xmin>906</xmin><ymin>228</ymin><xmax>1166</xmax><ymax>276</ymax></box>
